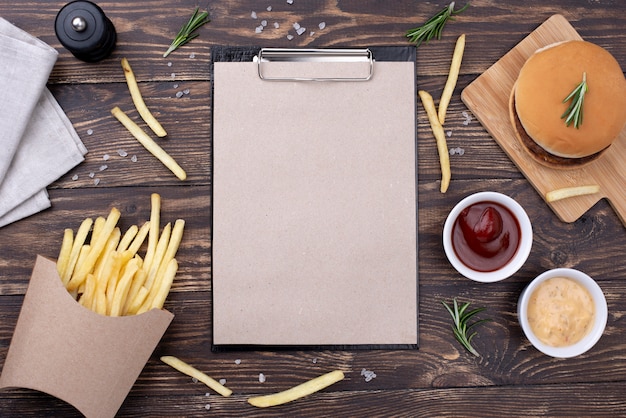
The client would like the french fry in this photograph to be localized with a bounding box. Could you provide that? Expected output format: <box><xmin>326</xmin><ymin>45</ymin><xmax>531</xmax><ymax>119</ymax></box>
<box><xmin>438</xmin><ymin>34</ymin><xmax>466</xmax><ymax>125</ymax></box>
<box><xmin>117</xmin><ymin>224</ymin><xmax>139</xmax><ymax>252</ymax></box>
<box><xmin>144</xmin><ymin>193</ymin><xmax>161</xmax><ymax>274</ymax></box>
<box><xmin>546</xmin><ymin>184</ymin><xmax>600</xmax><ymax>202</ymax></box>
<box><xmin>111</xmin><ymin>106</ymin><xmax>186</xmax><ymax>180</ymax></box>
<box><xmin>128</xmin><ymin>221</ymin><xmax>150</xmax><ymax>256</ymax></box>
<box><xmin>125</xmin><ymin>285</ymin><xmax>149</xmax><ymax>315</ymax></box>
<box><xmin>248</xmin><ymin>370</ymin><xmax>345</xmax><ymax>408</ymax></box>
<box><xmin>138</xmin><ymin>258</ymin><xmax>178</xmax><ymax>313</ymax></box>
<box><xmin>160</xmin><ymin>356</ymin><xmax>232</xmax><ymax>397</ymax></box>
<box><xmin>123</xmin><ymin>268</ymin><xmax>148</xmax><ymax>315</ymax></box>
<box><xmin>419</xmin><ymin>90</ymin><xmax>451</xmax><ymax>193</ymax></box>
<box><xmin>121</xmin><ymin>58</ymin><xmax>167</xmax><ymax>137</ymax></box>
<box><xmin>57</xmin><ymin>228</ymin><xmax>73</xmax><ymax>278</ymax></box>
<box><xmin>110</xmin><ymin>258</ymin><xmax>141</xmax><ymax>316</ymax></box>
<box><xmin>145</xmin><ymin>222</ymin><xmax>172</xmax><ymax>290</ymax></box>
<box><xmin>61</xmin><ymin>217</ymin><xmax>93</xmax><ymax>285</ymax></box>
<box><xmin>67</xmin><ymin>208</ymin><xmax>121</xmax><ymax>291</ymax></box>
<box><xmin>91</xmin><ymin>216</ymin><xmax>106</xmax><ymax>245</ymax></box>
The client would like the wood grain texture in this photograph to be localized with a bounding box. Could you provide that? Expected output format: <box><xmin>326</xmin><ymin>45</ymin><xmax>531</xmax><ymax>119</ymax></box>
<box><xmin>0</xmin><ymin>0</ymin><xmax>625</xmax><ymax>416</ymax></box>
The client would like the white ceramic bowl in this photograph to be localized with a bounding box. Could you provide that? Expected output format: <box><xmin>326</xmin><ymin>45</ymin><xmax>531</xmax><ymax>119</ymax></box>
<box><xmin>518</xmin><ymin>268</ymin><xmax>607</xmax><ymax>358</ymax></box>
<box><xmin>443</xmin><ymin>191</ymin><xmax>533</xmax><ymax>282</ymax></box>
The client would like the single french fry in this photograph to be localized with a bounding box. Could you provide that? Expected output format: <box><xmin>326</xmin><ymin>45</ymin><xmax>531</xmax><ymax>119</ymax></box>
<box><xmin>128</xmin><ymin>221</ymin><xmax>150</xmax><ymax>256</ymax></box>
<box><xmin>111</xmin><ymin>107</ymin><xmax>186</xmax><ymax>180</ymax></box>
<box><xmin>79</xmin><ymin>273</ymin><xmax>97</xmax><ymax>309</ymax></box>
<box><xmin>117</xmin><ymin>224</ymin><xmax>139</xmax><ymax>252</ymax></box>
<box><xmin>546</xmin><ymin>184</ymin><xmax>600</xmax><ymax>202</ymax></box>
<box><xmin>57</xmin><ymin>228</ymin><xmax>74</xmax><ymax>278</ymax></box>
<box><xmin>62</xmin><ymin>218</ymin><xmax>93</xmax><ymax>285</ymax></box>
<box><xmin>438</xmin><ymin>34</ymin><xmax>466</xmax><ymax>125</ymax></box>
<box><xmin>144</xmin><ymin>193</ymin><xmax>161</xmax><ymax>273</ymax></box>
<box><xmin>110</xmin><ymin>258</ymin><xmax>140</xmax><ymax>316</ymax></box>
<box><xmin>126</xmin><ymin>285</ymin><xmax>149</xmax><ymax>315</ymax></box>
<box><xmin>94</xmin><ymin>227</ymin><xmax>121</xmax><ymax>279</ymax></box>
<box><xmin>67</xmin><ymin>208</ymin><xmax>121</xmax><ymax>291</ymax></box>
<box><xmin>121</xmin><ymin>58</ymin><xmax>167</xmax><ymax>137</ymax></box>
<box><xmin>419</xmin><ymin>90</ymin><xmax>451</xmax><ymax>193</ymax></box>
<box><xmin>91</xmin><ymin>216</ymin><xmax>106</xmax><ymax>245</ymax></box>
<box><xmin>95</xmin><ymin>284</ymin><xmax>108</xmax><ymax>315</ymax></box>
<box><xmin>147</xmin><ymin>258</ymin><xmax>178</xmax><ymax>311</ymax></box>
<box><xmin>145</xmin><ymin>222</ymin><xmax>172</xmax><ymax>290</ymax></box>
<box><xmin>161</xmin><ymin>356</ymin><xmax>233</xmax><ymax>397</ymax></box>
<box><xmin>123</xmin><ymin>268</ymin><xmax>148</xmax><ymax>315</ymax></box>
<box><xmin>248</xmin><ymin>370</ymin><xmax>345</xmax><ymax>408</ymax></box>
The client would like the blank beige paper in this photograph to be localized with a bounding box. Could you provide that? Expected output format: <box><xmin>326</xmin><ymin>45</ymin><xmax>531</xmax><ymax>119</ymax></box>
<box><xmin>212</xmin><ymin>57</ymin><xmax>417</xmax><ymax>347</ymax></box>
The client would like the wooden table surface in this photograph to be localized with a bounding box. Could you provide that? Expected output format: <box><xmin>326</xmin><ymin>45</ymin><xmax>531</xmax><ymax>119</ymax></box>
<box><xmin>1</xmin><ymin>1</ymin><xmax>625</xmax><ymax>416</ymax></box>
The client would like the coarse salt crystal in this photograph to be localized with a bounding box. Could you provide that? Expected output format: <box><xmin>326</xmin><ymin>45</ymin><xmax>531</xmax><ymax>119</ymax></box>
<box><xmin>72</xmin><ymin>174</ymin><xmax>79</xmax><ymax>181</ymax></box>
<box><xmin>318</xmin><ymin>22</ymin><xmax>326</xmax><ymax>30</ymax></box>
<box><xmin>361</xmin><ymin>368</ymin><xmax>377</xmax><ymax>382</ymax></box>
<box><xmin>255</xmin><ymin>25</ymin><xmax>263</xmax><ymax>33</ymax></box>
<box><xmin>287</xmin><ymin>34</ymin><xmax>294</xmax><ymax>40</ymax></box>
<box><xmin>261</xmin><ymin>20</ymin><xmax>267</xmax><ymax>27</ymax></box>
<box><xmin>449</xmin><ymin>148</ymin><xmax>456</xmax><ymax>156</ymax></box>
<box><xmin>309</xmin><ymin>31</ymin><xmax>315</xmax><ymax>36</ymax></box>
<box><xmin>192</xmin><ymin>377</ymin><xmax>199</xmax><ymax>383</ymax></box>
<box><xmin>251</xmin><ymin>11</ymin><xmax>257</xmax><ymax>19</ymax></box>
<box><xmin>293</xmin><ymin>22</ymin><xmax>300</xmax><ymax>30</ymax></box>
<box><xmin>189</xmin><ymin>52</ymin><xmax>195</xmax><ymax>59</ymax></box>
<box><xmin>259</xmin><ymin>373</ymin><xmax>266</xmax><ymax>383</ymax></box>
<box><xmin>99</xmin><ymin>164</ymin><xmax>108</xmax><ymax>171</ymax></box>
<box><xmin>446</xmin><ymin>130</ymin><xmax>452</xmax><ymax>137</ymax></box>
<box><xmin>274</xmin><ymin>22</ymin><xmax>280</xmax><ymax>29</ymax></box>
<box><xmin>102</xmin><ymin>154</ymin><xmax>110</xmax><ymax>161</ymax></box>
<box><xmin>94</xmin><ymin>178</ymin><xmax>101</xmax><ymax>186</ymax></box>
<box><xmin>173</xmin><ymin>83</ymin><xmax>179</xmax><ymax>89</ymax></box>
<box><xmin>235</xmin><ymin>359</ymin><xmax>242</xmax><ymax>365</ymax></box>
<box><xmin>88</xmin><ymin>172</ymin><xmax>95</xmax><ymax>178</ymax></box>
<box><xmin>296</xmin><ymin>27</ymin><xmax>306</xmax><ymax>35</ymax></box>
<box><xmin>167</xmin><ymin>62</ymin><xmax>172</xmax><ymax>67</ymax></box>
<box><xmin>457</xmin><ymin>147</ymin><xmax>465</xmax><ymax>156</ymax></box>
<box><xmin>131</xmin><ymin>154</ymin><xmax>138</xmax><ymax>162</ymax></box>
<box><xmin>267</xmin><ymin>6</ymin><xmax>272</xmax><ymax>11</ymax></box>
<box><xmin>287</xmin><ymin>0</ymin><xmax>293</xmax><ymax>4</ymax></box>
<box><xmin>176</xmin><ymin>91</ymin><xmax>184</xmax><ymax>98</ymax></box>
<box><xmin>87</xmin><ymin>129</ymin><xmax>93</xmax><ymax>135</ymax></box>
<box><xmin>205</xmin><ymin>392</ymin><xmax>210</xmax><ymax>397</ymax></box>
<box><xmin>205</xmin><ymin>404</ymin><xmax>211</xmax><ymax>410</ymax></box>
<box><xmin>312</xmin><ymin>358</ymin><xmax>318</xmax><ymax>364</ymax></box>
<box><xmin>219</xmin><ymin>378</ymin><xmax>226</xmax><ymax>385</ymax></box>
<box><xmin>171</xmin><ymin>72</ymin><xmax>176</xmax><ymax>78</ymax></box>
<box><xmin>117</xmin><ymin>149</ymin><xmax>128</xmax><ymax>157</ymax></box>
<box><xmin>183</xmin><ymin>88</ymin><xmax>190</xmax><ymax>95</ymax></box>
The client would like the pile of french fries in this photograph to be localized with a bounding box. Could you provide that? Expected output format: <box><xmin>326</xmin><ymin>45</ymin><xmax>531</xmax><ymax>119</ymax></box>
<box><xmin>56</xmin><ymin>193</ymin><xmax>184</xmax><ymax>316</ymax></box>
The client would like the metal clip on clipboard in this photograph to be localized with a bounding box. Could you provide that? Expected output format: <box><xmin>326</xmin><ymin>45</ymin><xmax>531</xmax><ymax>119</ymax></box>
<box><xmin>255</xmin><ymin>48</ymin><xmax>374</xmax><ymax>81</ymax></box>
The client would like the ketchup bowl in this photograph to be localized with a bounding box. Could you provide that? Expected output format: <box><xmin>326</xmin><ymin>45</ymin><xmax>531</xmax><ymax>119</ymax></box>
<box><xmin>443</xmin><ymin>192</ymin><xmax>533</xmax><ymax>282</ymax></box>
<box><xmin>518</xmin><ymin>268</ymin><xmax>607</xmax><ymax>358</ymax></box>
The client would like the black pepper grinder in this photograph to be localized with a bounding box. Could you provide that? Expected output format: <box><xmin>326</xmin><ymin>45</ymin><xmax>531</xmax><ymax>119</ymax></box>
<box><xmin>54</xmin><ymin>0</ymin><xmax>116</xmax><ymax>62</ymax></box>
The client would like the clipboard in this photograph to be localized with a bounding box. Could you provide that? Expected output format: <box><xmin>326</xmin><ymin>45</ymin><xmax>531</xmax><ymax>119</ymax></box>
<box><xmin>210</xmin><ymin>46</ymin><xmax>418</xmax><ymax>350</ymax></box>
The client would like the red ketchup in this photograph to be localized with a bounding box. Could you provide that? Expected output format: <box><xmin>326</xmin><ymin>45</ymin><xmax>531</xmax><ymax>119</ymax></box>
<box><xmin>451</xmin><ymin>201</ymin><xmax>521</xmax><ymax>272</ymax></box>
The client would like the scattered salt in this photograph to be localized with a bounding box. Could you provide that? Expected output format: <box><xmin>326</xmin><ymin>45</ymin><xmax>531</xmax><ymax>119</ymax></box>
<box><xmin>183</xmin><ymin>88</ymin><xmax>190</xmax><ymax>95</ymax></box>
<box><xmin>189</xmin><ymin>52</ymin><xmax>195</xmax><ymax>59</ymax></box>
<box><xmin>170</xmin><ymin>72</ymin><xmax>176</xmax><ymax>79</ymax></box>
<box><xmin>219</xmin><ymin>378</ymin><xmax>226</xmax><ymax>385</ymax></box>
<box><xmin>274</xmin><ymin>22</ymin><xmax>280</xmax><ymax>29</ymax></box>
<box><xmin>87</xmin><ymin>128</ymin><xmax>93</xmax><ymax>135</ymax></box>
<box><xmin>312</xmin><ymin>358</ymin><xmax>318</xmax><ymax>364</ymax></box>
<box><xmin>261</xmin><ymin>20</ymin><xmax>267</xmax><ymax>27</ymax></box>
<box><xmin>204</xmin><ymin>404</ymin><xmax>211</xmax><ymax>410</ymax></box>
<box><xmin>267</xmin><ymin>5</ymin><xmax>272</xmax><ymax>11</ymax></box>
<box><xmin>173</xmin><ymin>83</ymin><xmax>179</xmax><ymax>89</ymax></box>
<box><xmin>117</xmin><ymin>149</ymin><xmax>128</xmax><ymax>157</ymax></box>
<box><xmin>259</xmin><ymin>373</ymin><xmax>266</xmax><ymax>383</ymax></box>
<box><xmin>309</xmin><ymin>31</ymin><xmax>315</xmax><ymax>36</ymax></box>
<box><xmin>99</xmin><ymin>164</ymin><xmax>108</xmax><ymax>171</ymax></box>
<box><xmin>72</xmin><ymin>174</ymin><xmax>78</xmax><ymax>181</ymax></box>
<box><xmin>192</xmin><ymin>377</ymin><xmax>199</xmax><ymax>383</ymax></box>
<box><xmin>287</xmin><ymin>34</ymin><xmax>294</xmax><ymax>40</ymax></box>
<box><xmin>102</xmin><ymin>154</ymin><xmax>110</xmax><ymax>161</ymax></box>
<box><xmin>296</xmin><ymin>27</ymin><xmax>306</xmax><ymax>35</ymax></box>
<box><xmin>251</xmin><ymin>11</ymin><xmax>257</xmax><ymax>19</ymax></box>
<box><xmin>318</xmin><ymin>22</ymin><xmax>326</xmax><ymax>30</ymax></box>
<box><xmin>293</xmin><ymin>22</ymin><xmax>300</xmax><ymax>30</ymax></box>
<box><xmin>176</xmin><ymin>91</ymin><xmax>184</xmax><ymax>98</ymax></box>
<box><xmin>457</xmin><ymin>147</ymin><xmax>465</xmax><ymax>156</ymax></box>
<box><xmin>234</xmin><ymin>359</ymin><xmax>241</xmax><ymax>365</ymax></box>
<box><xmin>94</xmin><ymin>178</ymin><xmax>101</xmax><ymax>186</ymax></box>
<box><xmin>131</xmin><ymin>154</ymin><xmax>138</xmax><ymax>162</ymax></box>
<box><xmin>205</xmin><ymin>392</ymin><xmax>210</xmax><ymax>397</ymax></box>
<box><xmin>361</xmin><ymin>368</ymin><xmax>377</xmax><ymax>382</ymax></box>
<box><xmin>167</xmin><ymin>62</ymin><xmax>172</xmax><ymax>67</ymax></box>
<box><xmin>255</xmin><ymin>25</ymin><xmax>263</xmax><ymax>33</ymax></box>
<box><xmin>287</xmin><ymin>0</ymin><xmax>293</xmax><ymax>4</ymax></box>
<box><xmin>88</xmin><ymin>172</ymin><xmax>95</xmax><ymax>178</ymax></box>
<box><xmin>462</xmin><ymin>110</ymin><xmax>472</xmax><ymax>125</ymax></box>
<box><xmin>446</xmin><ymin>130</ymin><xmax>452</xmax><ymax>137</ymax></box>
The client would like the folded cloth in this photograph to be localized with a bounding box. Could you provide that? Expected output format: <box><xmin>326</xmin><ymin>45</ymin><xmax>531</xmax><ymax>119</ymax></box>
<box><xmin>0</xmin><ymin>18</ymin><xmax>87</xmax><ymax>227</ymax></box>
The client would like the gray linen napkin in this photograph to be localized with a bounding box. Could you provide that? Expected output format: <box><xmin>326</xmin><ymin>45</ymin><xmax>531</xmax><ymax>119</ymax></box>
<box><xmin>0</xmin><ymin>18</ymin><xmax>87</xmax><ymax>227</ymax></box>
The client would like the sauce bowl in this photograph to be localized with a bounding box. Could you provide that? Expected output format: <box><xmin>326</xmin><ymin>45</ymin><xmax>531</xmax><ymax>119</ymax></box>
<box><xmin>443</xmin><ymin>191</ymin><xmax>533</xmax><ymax>282</ymax></box>
<box><xmin>518</xmin><ymin>268</ymin><xmax>607</xmax><ymax>358</ymax></box>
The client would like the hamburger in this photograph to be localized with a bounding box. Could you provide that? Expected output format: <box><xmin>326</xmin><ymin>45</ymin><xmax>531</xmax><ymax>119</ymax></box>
<box><xmin>510</xmin><ymin>40</ymin><xmax>626</xmax><ymax>168</ymax></box>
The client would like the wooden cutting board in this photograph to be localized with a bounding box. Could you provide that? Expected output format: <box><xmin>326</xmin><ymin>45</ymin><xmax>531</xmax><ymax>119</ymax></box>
<box><xmin>461</xmin><ymin>14</ymin><xmax>626</xmax><ymax>226</ymax></box>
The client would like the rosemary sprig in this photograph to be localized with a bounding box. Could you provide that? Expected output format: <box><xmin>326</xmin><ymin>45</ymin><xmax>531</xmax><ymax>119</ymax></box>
<box><xmin>163</xmin><ymin>7</ymin><xmax>210</xmax><ymax>58</ymax></box>
<box><xmin>406</xmin><ymin>2</ymin><xmax>470</xmax><ymax>47</ymax></box>
<box><xmin>561</xmin><ymin>72</ymin><xmax>588</xmax><ymax>129</ymax></box>
<box><xmin>442</xmin><ymin>298</ymin><xmax>490</xmax><ymax>356</ymax></box>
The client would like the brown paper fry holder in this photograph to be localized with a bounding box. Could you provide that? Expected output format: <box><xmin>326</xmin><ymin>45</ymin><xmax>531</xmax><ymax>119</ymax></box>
<box><xmin>0</xmin><ymin>255</ymin><xmax>174</xmax><ymax>418</ymax></box>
